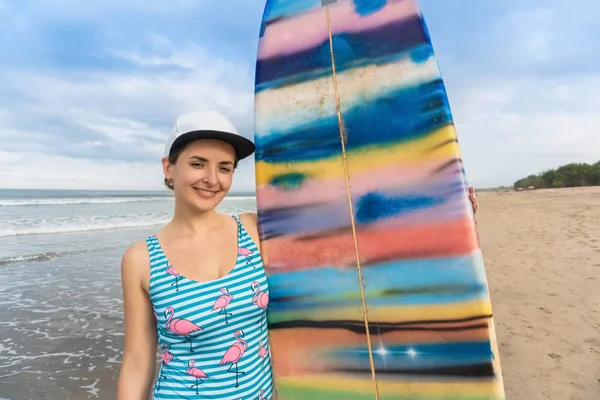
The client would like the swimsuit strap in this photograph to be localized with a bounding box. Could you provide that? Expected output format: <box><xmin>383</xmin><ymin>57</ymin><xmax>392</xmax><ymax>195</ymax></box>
<box><xmin>232</xmin><ymin>213</ymin><xmax>243</xmax><ymax>236</ymax></box>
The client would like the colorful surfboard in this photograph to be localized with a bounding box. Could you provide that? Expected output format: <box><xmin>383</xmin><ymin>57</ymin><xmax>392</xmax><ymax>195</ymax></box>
<box><xmin>253</xmin><ymin>0</ymin><xmax>505</xmax><ymax>399</ymax></box>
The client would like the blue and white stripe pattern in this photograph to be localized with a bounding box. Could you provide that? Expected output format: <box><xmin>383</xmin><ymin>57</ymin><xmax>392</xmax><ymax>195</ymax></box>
<box><xmin>146</xmin><ymin>215</ymin><xmax>273</xmax><ymax>399</ymax></box>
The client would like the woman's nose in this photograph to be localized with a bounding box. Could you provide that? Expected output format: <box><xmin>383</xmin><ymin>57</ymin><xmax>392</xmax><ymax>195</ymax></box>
<box><xmin>202</xmin><ymin>167</ymin><xmax>218</xmax><ymax>185</ymax></box>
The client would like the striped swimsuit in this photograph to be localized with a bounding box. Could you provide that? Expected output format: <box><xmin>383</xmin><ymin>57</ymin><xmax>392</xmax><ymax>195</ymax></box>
<box><xmin>146</xmin><ymin>215</ymin><xmax>273</xmax><ymax>399</ymax></box>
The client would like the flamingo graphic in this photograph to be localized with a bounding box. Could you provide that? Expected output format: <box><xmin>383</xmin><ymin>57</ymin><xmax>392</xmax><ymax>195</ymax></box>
<box><xmin>258</xmin><ymin>389</ymin><xmax>265</xmax><ymax>400</ymax></box>
<box><xmin>238</xmin><ymin>247</ymin><xmax>255</xmax><ymax>267</ymax></box>
<box><xmin>156</xmin><ymin>343</ymin><xmax>173</xmax><ymax>391</ymax></box>
<box><xmin>211</xmin><ymin>287</ymin><xmax>234</xmax><ymax>324</ymax></box>
<box><xmin>251</xmin><ymin>281</ymin><xmax>269</xmax><ymax>329</ymax></box>
<box><xmin>166</xmin><ymin>263</ymin><xmax>182</xmax><ymax>291</ymax></box>
<box><xmin>258</xmin><ymin>339</ymin><xmax>269</xmax><ymax>372</ymax></box>
<box><xmin>218</xmin><ymin>329</ymin><xmax>247</xmax><ymax>388</ymax></box>
<box><xmin>186</xmin><ymin>360</ymin><xmax>208</xmax><ymax>394</ymax></box>
<box><xmin>164</xmin><ymin>306</ymin><xmax>202</xmax><ymax>352</ymax></box>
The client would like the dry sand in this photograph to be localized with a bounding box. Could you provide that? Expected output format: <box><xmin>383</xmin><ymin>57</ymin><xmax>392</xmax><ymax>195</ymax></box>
<box><xmin>476</xmin><ymin>186</ymin><xmax>600</xmax><ymax>399</ymax></box>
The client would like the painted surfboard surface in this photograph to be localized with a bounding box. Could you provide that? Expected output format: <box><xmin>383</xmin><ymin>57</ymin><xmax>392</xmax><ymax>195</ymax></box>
<box><xmin>253</xmin><ymin>0</ymin><xmax>505</xmax><ymax>399</ymax></box>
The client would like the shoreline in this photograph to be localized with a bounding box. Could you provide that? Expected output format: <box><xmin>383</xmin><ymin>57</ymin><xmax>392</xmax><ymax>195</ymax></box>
<box><xmin>0</xmin><ymin>187</ymin><xmax>257</xmax><ymax>196</ymax></box>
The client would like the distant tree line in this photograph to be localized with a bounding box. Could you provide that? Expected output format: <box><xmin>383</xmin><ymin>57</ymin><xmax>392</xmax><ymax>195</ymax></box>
<box><xmin>513</xmin><ymin>161</ymin><xmax>600</xmax><ymax>190</ymax></box>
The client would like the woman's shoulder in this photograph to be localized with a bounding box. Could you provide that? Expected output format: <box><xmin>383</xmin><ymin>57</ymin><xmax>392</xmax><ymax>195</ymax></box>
<box><xmin>238</xmin><ymin>212</ymin><xmax>258</xmax><ymax>225</ymax></box>
<box><xmin>120</xmin><ymin>239</ymin><xmax>152</xmax><ymax>290</ymax></box>
<box><xmin>122</xmin><ymin>239</ymin><xmax>151</xmax><ymax>265</ymax></box>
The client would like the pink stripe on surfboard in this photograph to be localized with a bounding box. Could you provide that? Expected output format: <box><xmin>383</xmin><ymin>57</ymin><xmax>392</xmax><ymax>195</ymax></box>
<box><xmin>258</xmin><ymin>0</ymin><xmax>419</xmax><ymax>60</ymax></box>
<box><xmin>255</xmin><ymin>158</ymin><xmax>463</xmax><ymax>210</ymax></box>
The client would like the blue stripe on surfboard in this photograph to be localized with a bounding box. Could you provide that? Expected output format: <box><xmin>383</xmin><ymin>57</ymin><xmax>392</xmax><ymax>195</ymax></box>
<box><xmin>330</xmin><ymin>341</ymin><xmax>495</xmax><ymax>370</ymax></box>
<box><xmin>257</xmin><ymin>183</ymin><xmax>465</xmax><ymax>239</ymax></box>
<box><xmin>352</xmin><ymin>0</ymin><xmax>387</xmax><ymax>16</ymax></box>
<box><xmin>255</xmin><ymin>79</ymin><xmax>452</xmax><ymax>164</ymax></box>
<box><xmin>262</xmin><ymin>0</ymin><xmax>322</xmax><ymax>22</ymax></box>
<box><xmin>356</xmin><ymin>192</ymin><xmax>446</xmax><ymax>223</ymax></box>
<box><xmin>267</xmin><ymin>252</ymin><xmax>487</xmax><ymax>299</ymax></box>
<box><xmin>262</xmin><ymin>0</ymin><xmax>389</xmax><ymax>22</ymax></box>
<box><xmin>256</xmin><ymin>16</ymin><xmax>429</xmax><ymax>85</ymax></box>
<box><xmin>267</xmin><ymin>252</ymin><xmax>489</xmax><ymax>312</ymax></box>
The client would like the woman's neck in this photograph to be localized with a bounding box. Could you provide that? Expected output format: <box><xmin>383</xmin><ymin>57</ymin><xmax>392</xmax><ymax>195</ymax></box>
<box><xmin>169</xmin><ymin>201</ymin><xmax>222</xmax><ymax>236</ymax></box>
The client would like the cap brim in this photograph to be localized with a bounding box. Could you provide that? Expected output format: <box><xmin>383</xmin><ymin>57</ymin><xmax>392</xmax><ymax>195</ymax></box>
<box><xmin>170</xmin><ymin>130</ymin><xmax>256</xmax><ymax>160</ymax></box>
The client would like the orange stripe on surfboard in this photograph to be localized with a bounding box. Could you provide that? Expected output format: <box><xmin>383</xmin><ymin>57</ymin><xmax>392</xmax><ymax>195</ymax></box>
<box><xmin>262</xmin><ymin>217</ymin><xmax>478</xmax><ymax>271</ymax></box>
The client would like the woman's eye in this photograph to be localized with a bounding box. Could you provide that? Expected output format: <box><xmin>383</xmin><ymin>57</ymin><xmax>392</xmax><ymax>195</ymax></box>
<box><xmin>191</xmin><ymin>163</ymin><xmax>203</xmax><ymax>167</ymax></box>
<box><xmin>220</xmin><ymin>167</ymin><xmax>232</xmax><ymax>173</ymax></box>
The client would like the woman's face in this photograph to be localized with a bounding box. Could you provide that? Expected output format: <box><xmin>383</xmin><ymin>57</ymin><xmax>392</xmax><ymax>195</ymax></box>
<box><xmin>163</xmin><ymin>138</ymin><xmax>236</xmax><ymax>212</ymax></box>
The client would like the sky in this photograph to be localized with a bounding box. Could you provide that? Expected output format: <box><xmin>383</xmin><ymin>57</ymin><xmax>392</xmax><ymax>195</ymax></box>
<box><xmin>0</xmin><ymin>0</ymin><xmax>598</xmax><ymax>192</ymax></box>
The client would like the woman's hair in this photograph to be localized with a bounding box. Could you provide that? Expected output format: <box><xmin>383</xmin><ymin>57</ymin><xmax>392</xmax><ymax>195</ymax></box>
<box><xmin>164</xmin><ymin>142</ymin><xmax>239</xmax><ymax>190</ymax></box>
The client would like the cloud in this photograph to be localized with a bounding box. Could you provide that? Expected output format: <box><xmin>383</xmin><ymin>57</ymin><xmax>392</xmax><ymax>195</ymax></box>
<box><xmin>0</xmin><ymin>149</ymin><xmax>256</xmax><ymax>192</ymax></box>
<box><xmin>449</xmin><ymin>75</ymin><xmax>600</xmax><ymax>186</ymax></box>
<box><xmin>0</xmin><ymin>2</ymin><xmax>261</xmax><ymax>191</ymax></box>
<box><xmin>0</xmin><ymin>0</ymin><xmax>598</xmax><ymax>191</ymax></box>
<box><xmin>506</xmin><ymin>8</ymin><xmax>555</xmax><ymax>63</ymax></box>
<box><xmin>0</xmin><ymin>65</ymin><xmax>256</xmax><ymax>188</ymax></box>
<box><xmin>422</xmin><ymin>1</ymin><xmax>600</xmax><ymax>186</ymax></box>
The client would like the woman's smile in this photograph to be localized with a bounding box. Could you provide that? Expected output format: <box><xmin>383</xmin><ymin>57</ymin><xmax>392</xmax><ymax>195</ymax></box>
<box><xmin>192</xmin><ymin>187</ymin><xmax>219</xmax><ymax>199</ymax></box>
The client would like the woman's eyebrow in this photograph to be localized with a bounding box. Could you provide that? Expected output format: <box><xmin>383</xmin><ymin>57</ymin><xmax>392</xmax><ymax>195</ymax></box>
<box><xmin>188</xmin><ymin>156</ymin><xmax>233</xmax><ymax>165</ymax></box>
<box><xmin>188</xmin><ymin>156</ymin><xmax>209</xmax><ymax>162</ymax></box>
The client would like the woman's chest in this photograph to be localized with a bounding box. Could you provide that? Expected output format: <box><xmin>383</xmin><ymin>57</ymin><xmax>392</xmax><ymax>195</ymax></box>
<box><xmin>165</xmin><ymin>243</ymin><xmax>239</xmax><ymax>283</ymax></box>
<box><xmin>151</xmin><ymin>268</ymin><xmax>270</xmax><ymax>340</ymax></box>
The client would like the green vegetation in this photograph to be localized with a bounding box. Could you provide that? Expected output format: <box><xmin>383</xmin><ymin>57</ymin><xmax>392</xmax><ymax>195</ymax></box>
<box><xmin>513</xmin><ymin>161</ymin><xmax>600</xmax><ymax>190</ymax></box>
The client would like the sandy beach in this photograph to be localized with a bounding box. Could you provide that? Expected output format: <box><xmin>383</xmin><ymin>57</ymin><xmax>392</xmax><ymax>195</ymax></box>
<box><xmin>476</xmin><ymin>186</ymin><xmax>600</xmax><ymax>400</ymax></box>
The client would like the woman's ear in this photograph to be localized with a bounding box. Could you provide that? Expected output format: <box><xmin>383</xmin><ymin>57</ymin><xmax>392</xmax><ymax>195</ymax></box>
<box><xmin>161</xmin><ymin>157</ymin><xmax>172</xmax><ymax>180</ymax></box>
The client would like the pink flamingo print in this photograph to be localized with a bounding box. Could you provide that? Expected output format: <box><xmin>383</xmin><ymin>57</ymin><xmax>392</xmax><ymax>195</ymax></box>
<box><xmin>156</xmin><ymin>343</ymin><xmax>173</xmax><ymax>391</ymax></box>
<box><xmin>164</xmin><ymin>306</ymin><xmax>202</xmax><ymax>352</ymax></box>
<box><xmin>258</xmin><ymin>339</ymin><xmax>269</xmax><ymax>372</ymax></box>
<box><xmin>166</xmin><ymin>263</ymin><xmax>182</xmax><ymax>291</ymax></box>
<box><xmin>218</xmin><ymin>329</ymin><xmax>247</xmax><ymax>388</ymax></box>
<box><xmin>211</xmin><ymin>287</ymin><xmax>233</xmax><ymax>324</ymax></box>
<box><xmin>238</xmin><ymin>247</ymin><xmax>255</xmax><ymax>267</ymax></box>
<box><xmin>251</xmin><ymin>281</ymin><xmax>269</xmax><ymax>329</ymax></box>
<box><xmin>186</xmin><ymin>360</ymin><xmax>208</xmax><ymax>394</ymax></box>
<box><xmin>258</xmin><ymin>389</ymin><xmax>265</xmax><ymax>400</ymax></box>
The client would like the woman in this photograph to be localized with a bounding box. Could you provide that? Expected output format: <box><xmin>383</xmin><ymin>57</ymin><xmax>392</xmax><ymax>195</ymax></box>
<box><xmin>117</xmin><ymin>110</ymin><xmax>273</xmax><ymax>400</ymax></box>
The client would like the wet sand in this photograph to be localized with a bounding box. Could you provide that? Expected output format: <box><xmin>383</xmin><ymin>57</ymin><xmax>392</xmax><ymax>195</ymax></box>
<box><xmin>0</xmin><ymin>240</ymin><xmax>128</xmax><ymax>400</ymax></box>
<box><xmin>476</xmin><ymin>186</ymin><xmax>600</xmax><ymax>399</ymax></box>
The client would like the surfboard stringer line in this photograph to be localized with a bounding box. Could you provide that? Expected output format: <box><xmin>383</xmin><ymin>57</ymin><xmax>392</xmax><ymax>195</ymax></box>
<box><xmin>325</xmin><ymin>4</ymin><xmax>380</xmax><ymax>399</ymax></box>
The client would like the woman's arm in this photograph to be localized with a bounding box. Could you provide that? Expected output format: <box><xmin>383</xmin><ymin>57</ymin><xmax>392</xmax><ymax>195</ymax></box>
<box><xmin>117</xmin><ymin>241</ymin><xmax>158</xmax><ymax>400</ymax></box>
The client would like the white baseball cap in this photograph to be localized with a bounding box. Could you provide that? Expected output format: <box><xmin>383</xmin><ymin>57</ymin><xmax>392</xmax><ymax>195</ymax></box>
<box><xmin>163</xmin><ymin>110</ymin><xmax>255</xmax><ymax>160</ymax></box>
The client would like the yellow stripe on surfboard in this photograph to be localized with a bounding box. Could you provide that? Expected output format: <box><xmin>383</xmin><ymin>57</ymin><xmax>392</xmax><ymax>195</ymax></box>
<box><xmin>272</xmin><ymin>299</ymin><xmax>493</xmax><ymax>324</ymax></box>
<box><xmin>278</xmin><ymin>375</ymin><xmax>503</xmax><ymax>398</ymax></box>
<box><xmin>255</xmin><ymin>125</ymin><xmax>461</xmax><ymax>185</ymax></box>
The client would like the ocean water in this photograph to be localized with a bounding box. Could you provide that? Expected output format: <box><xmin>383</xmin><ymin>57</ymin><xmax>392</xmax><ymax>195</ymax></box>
<box><xmin>0</xmin><ymin>189</ymin><xmax>257</xmax><ymax>400</ymax></box>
